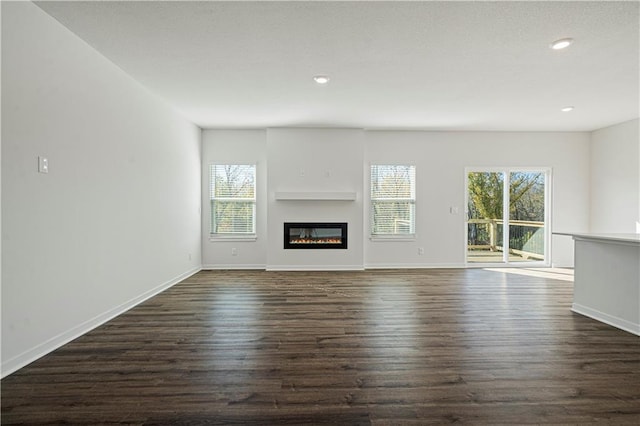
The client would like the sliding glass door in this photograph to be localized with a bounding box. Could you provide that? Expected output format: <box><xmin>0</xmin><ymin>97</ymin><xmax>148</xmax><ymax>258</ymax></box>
<box><xmin>466</xmin><ymin>169</ymin><xmax>550</xmax><ymax>265</ymax></box>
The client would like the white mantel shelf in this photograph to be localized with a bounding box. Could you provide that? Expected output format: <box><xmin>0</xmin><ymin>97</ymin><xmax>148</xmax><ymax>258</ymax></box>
<box><xmin>274</xmin><ymin>191</ymin><xmax>357</xmax><ymax>201</ymax></box>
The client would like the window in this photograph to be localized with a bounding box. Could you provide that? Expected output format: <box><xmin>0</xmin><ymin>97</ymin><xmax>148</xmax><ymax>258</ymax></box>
<box><xmin>210</xmin><ymin>164</ymin><xmax>256</xmax><ymax>236</ymax></box>
<box><xmin>370</xmin><ymin>165</ymin><xmax>416</xmax><ymax>237</ymax></box>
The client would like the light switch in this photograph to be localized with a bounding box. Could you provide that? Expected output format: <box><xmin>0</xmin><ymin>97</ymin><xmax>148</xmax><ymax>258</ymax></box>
<box><xmin>38</xmin><ymin>156</ymin><xmax>49</xmax><ymax>174</ymax></box>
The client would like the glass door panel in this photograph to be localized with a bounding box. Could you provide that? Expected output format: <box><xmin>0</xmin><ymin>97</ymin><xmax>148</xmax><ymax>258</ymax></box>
<box><xmin>508</xmin><ymin>172</ymin><xmax>546</xmax><ymax>263</ymax></box>
<box><xmin>467</xmin><ymin>172</ymin><xmax>505</xmax><ymax>263</ymax></box>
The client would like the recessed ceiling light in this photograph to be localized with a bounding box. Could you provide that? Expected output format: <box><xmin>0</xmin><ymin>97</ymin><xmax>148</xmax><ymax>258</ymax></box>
<box><xmin>313</xmin><ymin>75</ymin><xmax>330</xmax><ymax>84</ymax></box>
<box><xmin>561</xmin><ymin>106</ymin><xmax>574</xmax><ymax>112</ymax></box>
<box><xmin>550</xmin><ymin>38</ymin><xmax>574</xmax><ymax>50</ymax></box>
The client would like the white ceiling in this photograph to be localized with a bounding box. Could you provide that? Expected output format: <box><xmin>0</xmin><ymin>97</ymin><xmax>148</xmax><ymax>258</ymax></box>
<box><xmin>35</xmin><ymin>1</ymin><xmax>639</xmax><ymax>131</ymax></box>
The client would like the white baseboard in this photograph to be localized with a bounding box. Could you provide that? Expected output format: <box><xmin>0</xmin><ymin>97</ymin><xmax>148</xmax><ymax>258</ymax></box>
<box><xmin>1</xmin><ymin>267</ymin><xmax>202</xmax><ymax>378</ymax></box>
<box><xmin>572</xmin><ymin>303</ymin><xmax>640</xmax><ymax>336</ymax></box>
<box><xmin>364</xmin><ymin>263</ymin><xmax>465</xmax><ymax>269</ymax></box>
<box><xmin>202</xmin><ymin>264</ymin><xmax>266</xmax><ymax>270</ymax></box>
<box><xmin>204</xmin><ymin>263</ymin><xmax>464</xmax><ymax>271</ymax></box>
<box><xmin>266</xmin><ymin>265</ymin><xmax>365</xmax><ymax>271</ymax></box>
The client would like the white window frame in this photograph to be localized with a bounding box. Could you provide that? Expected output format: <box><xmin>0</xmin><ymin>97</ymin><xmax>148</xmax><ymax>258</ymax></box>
<box><xmin>370</xmin><ymin>164</ymin><xmax>416</xmax><ymax>240</ymax></box>
<box><xmin>209</xmin><ymin>164</ymin><xmax>257</xmax><ymax>240</ymax></box>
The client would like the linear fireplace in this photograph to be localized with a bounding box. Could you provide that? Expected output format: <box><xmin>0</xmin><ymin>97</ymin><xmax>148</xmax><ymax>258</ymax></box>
<box><xmin>284</xmin><ymin>222</ymin><xmax>348</xmax><ymax>249</ymax></box>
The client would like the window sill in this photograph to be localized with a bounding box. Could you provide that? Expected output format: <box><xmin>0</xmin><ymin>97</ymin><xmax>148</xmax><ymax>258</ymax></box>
<box><xmin>370</xmin><ymin>235</ymin><xmax>416</xmax><ymax>242</ymax></box>
<box><xmin>209</xmin><ymin>235</ymin><xmax>257</xmax><ymax>242</ymax></box>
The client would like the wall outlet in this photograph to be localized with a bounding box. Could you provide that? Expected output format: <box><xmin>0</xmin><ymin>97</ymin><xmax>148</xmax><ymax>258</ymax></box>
<box><xmin>188</xmin><ymin>253</ymin><xmax>192</xmax><ymax>261</ymax></box>
<box><xmin>38</xmin><ymin>156</ymin><xmax>49</xmax><ymax>174</ymax></box>
<box><xmin>418</xmin><ymin>247</ymin><xmax>425</xmax><ymax>255</ymax></box>
<box><xmin>231</xmin><ymin>248</ymin><xmax>238</xmax><ymax>256</ymax></box>
<box><xmin>450</xmin><ymin>206</ymin><xmax>459</xmax><ymax>214</ymax></box>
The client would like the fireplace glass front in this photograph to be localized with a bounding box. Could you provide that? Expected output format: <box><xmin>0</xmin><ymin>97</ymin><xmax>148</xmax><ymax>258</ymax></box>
<box><xmin>284</xmin><ymin>222</ymin><xmax>347</xmax><ymax>249</ymax></box>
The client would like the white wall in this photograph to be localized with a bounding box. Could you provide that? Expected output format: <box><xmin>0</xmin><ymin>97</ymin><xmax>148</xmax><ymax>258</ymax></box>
<box><xmin>589</xmin><ymin>118</ymin><xmax>640</xmax><ymax>233</ymax></box>
<box><xmin>1</xmin><ymin>2</ymin><xmax>202</xmax><ymax>376</ymax></box>
<box><xmin>202</xmin><ymin>130</ymin><xmax>267</xmax><ymax>269</ymax></box>
<box><xmin>201</xmin><ymin>129</ymin><xmax>589</xmax><ymax>269</ymax></box>
<box><xmin>365</xmin><ymin>131</ymin><xmax>591</xmax><ymax>268</ymax></box>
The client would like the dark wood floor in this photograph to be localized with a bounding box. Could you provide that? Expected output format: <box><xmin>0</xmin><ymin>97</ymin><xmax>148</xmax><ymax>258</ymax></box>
<box><xmin>2</xmin><ymin>268</ymin><xmax>639</xmax><ymax>425</ymax></box>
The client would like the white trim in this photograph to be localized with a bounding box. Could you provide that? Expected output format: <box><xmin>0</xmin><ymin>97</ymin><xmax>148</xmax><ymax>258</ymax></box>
<box><xmin>572</xmin><ymin>303</ymin><xmax>640</xmax><ymax>336</ymax></box>
<box><xmin>266</xmin><ymin>265</ymin><xmax>365</xmax><ymax>271</ymax></box>
<box><xmin>545</xmin><ymin>168</ymin><xmax>554</xmax><ymax>264</ymax></box>
<box><xmin>465</xmin><ymin>260</ymin><xmax>550</xmax><ymax>268</ymax></box>
<box><xmin>209</xmin><ymin>235</ymin><xmax>257</xmax><ymax>242</ymax></box>
<box><xmin>202</xmin><ymin>264</ymin><xmax>266</xmax><ymax>270</ymax></box>
<box><xmin>502</xmin><ymin>171</ymin><xmax>510</xmax><ymax>263</ymax></box>
<box><xmin>369</xmin><ymin>236</ymin><xmax>416</xmax><ymax>242</ymax></box>
<box><xmin>205</xmin><ymin>263</ymin><xmax>469</xmax><ymax>270</ymax></box>
<box><xmin>1</xmin><ymin>267</ymin><xmax>202</xmax><ymax>378</ymax></box>
<box><xmin>365</xmin><ymin>263</ymin><xmax>465</xmax><ymax>269</ymax></box>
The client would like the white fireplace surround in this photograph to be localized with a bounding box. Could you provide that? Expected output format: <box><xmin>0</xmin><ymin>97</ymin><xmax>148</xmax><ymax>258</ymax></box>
<box><xmin>265</xmin><ymin>128</ymin><xmax>365</xmax><ymax>271</ymax></box>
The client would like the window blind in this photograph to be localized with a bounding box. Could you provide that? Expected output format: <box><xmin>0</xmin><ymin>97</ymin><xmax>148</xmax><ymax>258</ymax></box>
<box><xmin>370</xmin><ymin>165</ymin><xmax>416</xmax><ymax>236</ymax></box>
<box><xmin>210</xmin><ymin>164</ymin><xmax>256</xmax><ymax>235</ymax></box>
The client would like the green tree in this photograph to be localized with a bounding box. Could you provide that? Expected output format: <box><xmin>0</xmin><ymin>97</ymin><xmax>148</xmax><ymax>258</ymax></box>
<box><xmin>509</xmin><ymin>172</ymin><xmax>544</xmax><ymax>221</ymax></box>
<box><xmin>468</xmin><ymin>172</ymin><xmax>543</xmax><ymax>221</ymax></box>
<box><xmin>467</xmin><ymin>172</ymin><xmax>504</xmax><ymax>219</ymax></box>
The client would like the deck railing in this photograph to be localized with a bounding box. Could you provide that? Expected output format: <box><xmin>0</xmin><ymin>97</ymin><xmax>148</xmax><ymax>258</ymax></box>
<box><xmin>468</xmin><ymin>218</ymin><xmax>545</xmax><ymax>260</ymax></box>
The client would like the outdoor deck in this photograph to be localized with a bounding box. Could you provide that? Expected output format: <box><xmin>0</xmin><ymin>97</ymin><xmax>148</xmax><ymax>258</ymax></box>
<box><xmin>467</xmin><ymin>249</ymin><xmax>543</xmax><ymax>263</ymax></box>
